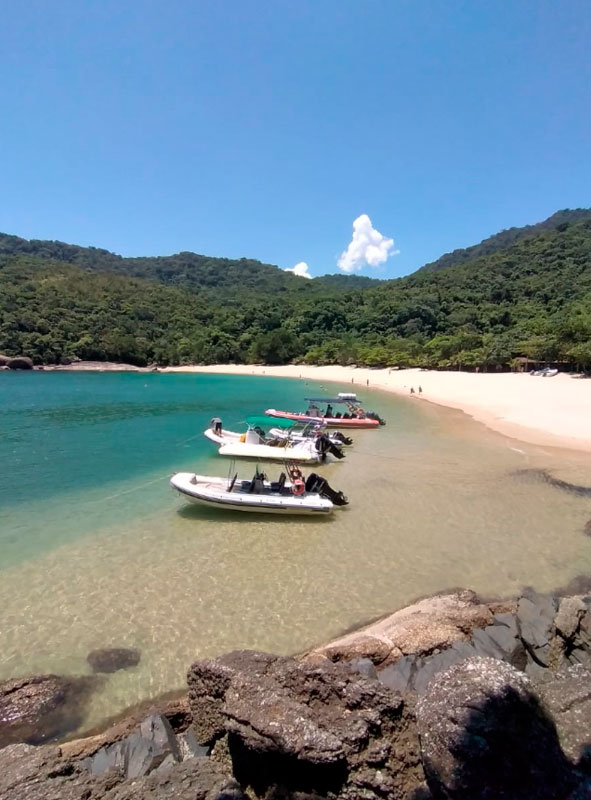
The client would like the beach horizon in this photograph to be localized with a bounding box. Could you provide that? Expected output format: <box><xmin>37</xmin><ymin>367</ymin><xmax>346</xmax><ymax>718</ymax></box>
<box><xmin>37</xmin><ymin>360</ymin><xmax>591</xmax><ymax>453</ymax></box>
<box><xmin>153</xmin><ymin>364</ymin><xmax>591</xmax><ymax>454</ymax></box>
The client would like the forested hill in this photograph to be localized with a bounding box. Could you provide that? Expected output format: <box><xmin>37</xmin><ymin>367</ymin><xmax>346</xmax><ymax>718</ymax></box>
<box><xmin>1</xmin><ymin>211</ymin><xmax>590</xmax><ymax>370</ymax></box>
<box><xmin>417</xmin><ymin>208</ymin><xmax>591</xmax><ymax>274</ymax></box>
<box><xmin>0</xmin><ymin>233</ymin><xmax>376</xmax><ymax>296</ymax></box>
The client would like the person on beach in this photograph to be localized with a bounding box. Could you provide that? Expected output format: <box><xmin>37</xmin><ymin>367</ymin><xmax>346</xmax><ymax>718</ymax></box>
<box><xmin>410</xmin><ymin>387</ymin><xmax>415</xmax><ymax>395</ymax></box>
<box><xmin>418</xmin><ymin>385</ymin><xmax>422</xmax><ymax>394</ymax></box>
<box><xmin>366</xmin><ymin>378</ymin><xmax>369</xmax><ymax>386</ymax></box>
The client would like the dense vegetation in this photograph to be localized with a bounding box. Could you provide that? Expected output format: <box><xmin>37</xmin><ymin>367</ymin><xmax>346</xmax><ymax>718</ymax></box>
<box><xmin>1</xmin><ymin>209</ymin><xmax>590</xmax><ymax>370</ymax></box>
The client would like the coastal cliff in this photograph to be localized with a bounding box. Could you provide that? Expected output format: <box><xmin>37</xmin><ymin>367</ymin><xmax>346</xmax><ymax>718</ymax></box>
<box><xmin>1</xmin><ymin>588</ymin><xmax>590</xmax><ymax>799</ymax></box>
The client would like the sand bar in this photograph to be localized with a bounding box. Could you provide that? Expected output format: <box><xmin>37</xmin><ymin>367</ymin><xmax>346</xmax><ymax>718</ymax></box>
<box><xmin>161</xmin><ymin>365</ymin><xmax>591</xmax><ymax>453</ymax></box>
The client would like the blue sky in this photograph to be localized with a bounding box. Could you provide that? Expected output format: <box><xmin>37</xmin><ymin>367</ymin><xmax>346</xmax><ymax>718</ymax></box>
<box><xmin>1</xmin><ymin>0</ymin><xmax>589</xmax><ymax>278</ymax></box>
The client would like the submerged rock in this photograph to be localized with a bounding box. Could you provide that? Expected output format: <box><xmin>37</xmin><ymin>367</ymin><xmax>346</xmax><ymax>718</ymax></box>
<box><xmin>87</xmin><ymin>648</ymin><xmax>141</xmax><ymax>674</ymax></box>
<box><xmin>0</xmin><ymin>674</ymin><xmax>99</xmax><ymax>749</ymax></box>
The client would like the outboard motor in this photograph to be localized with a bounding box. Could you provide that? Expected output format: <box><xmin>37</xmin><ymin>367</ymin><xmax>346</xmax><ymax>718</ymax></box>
<box><xmin>333</xmin><ymin>432</ymin><xmax>353</xmax><ymax>446</ymax></box>
<box><xmin>305</xmin><ymin>473</ymin><xmax>349</xmax><ymax>506</ymax></box>
<box><xmin>314</xmin><ymin>434</ymin><xmax>345</xmax><ymax>461</ymax></box>
<box><xmin>366</xmin><ymin>411</ymin><xmax>386</xmax><ymax>426</ymax></box>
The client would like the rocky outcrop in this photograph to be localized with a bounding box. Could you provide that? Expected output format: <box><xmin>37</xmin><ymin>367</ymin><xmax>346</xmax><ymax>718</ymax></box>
<box><xmin>416</xmin><ymin>657</ymin><xmax>577</xmax><ymax>799</ymax></box>
<box><xmin>0</xmin><ymin>739</ymin><xmax>242</xmax><ymax>800</ymax></box>
<box><xmin>82</xmin><ymin>713</ymin><xmax>192</xmax><ymax>778</ymax></box>
<box><xmin>309</xmin><ymin>588</ymin><xmax>591</xmax><ymax>699</ymax></box>
<box><xmin>87</xmin><ymin>648</ymin><xmax>141</xmax><ymax>674</ymax></box>
<box><xmin>6</xmin><ymin>356</ymin><xmax>34</xmax><ymax>370</ymax></box>
<box><xmin>188</xmin><ymin>650</ymin><xmax>425</xmax><ymax>799</ymax></box>
<box><xmin>0</xmin><ymin>674</ymin><xmax>99</xmax><ymax>749</ymax></box>
<box><xmin>306</xmin><ymin>590</ymin><xmax>503</xmax><ymax>668</ymax></box>
<box><xmin>1</xmin><ymin>588</ymin><xmax>590</xmax><ymax>799</ymax></box>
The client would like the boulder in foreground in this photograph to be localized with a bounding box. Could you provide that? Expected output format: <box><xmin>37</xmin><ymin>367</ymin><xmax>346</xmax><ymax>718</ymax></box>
<box><xmin>416</xmin><ymin>656</ymin><xmax>577</xmax><ymax>799</ymax></box>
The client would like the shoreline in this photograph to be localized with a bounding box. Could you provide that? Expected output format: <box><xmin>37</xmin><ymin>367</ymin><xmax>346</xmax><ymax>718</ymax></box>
<box><xmin>17</xmin><ymin>361</ymin><xmax>591</xmax><ymax>453</ymax></box>
<box><xmin>160</xmin><ymin>364</ymin><xmax>591</xmax><ymax>454</ymax></box>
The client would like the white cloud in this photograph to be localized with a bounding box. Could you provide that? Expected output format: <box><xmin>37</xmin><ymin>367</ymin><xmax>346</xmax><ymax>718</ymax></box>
<box><xmin>338</xmin><ymin>214</ymin><xmax>398</xmax><ymax>273</ymax></box>
<box><xmin>285</xmin><ymin>261</ymin><xmax>312</xmax><ymax>279</ymax></box>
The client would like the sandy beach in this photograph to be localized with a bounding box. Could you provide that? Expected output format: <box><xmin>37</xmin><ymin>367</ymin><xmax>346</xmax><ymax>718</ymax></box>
<box><xmin>159</xmin><ymin>365</ymin><xmax>591</xmax><ymax>453</ymax></box>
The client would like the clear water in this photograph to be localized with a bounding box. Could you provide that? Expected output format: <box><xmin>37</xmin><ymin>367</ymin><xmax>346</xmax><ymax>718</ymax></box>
<box><xmin>1</xmin><ymin>371</ymin><xmax>590</xmax><ymax>733</ymax></box>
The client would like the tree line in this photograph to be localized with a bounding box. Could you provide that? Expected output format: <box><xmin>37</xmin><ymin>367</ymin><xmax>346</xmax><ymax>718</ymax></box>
<box><xmin>0</xmin><ymin>212</ymin><xmax>590</xmax><ymax>371</ymax></box>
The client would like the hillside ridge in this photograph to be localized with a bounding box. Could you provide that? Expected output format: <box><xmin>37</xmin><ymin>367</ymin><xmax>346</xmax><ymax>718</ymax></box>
<box><xmin>1</xmin><ymin>210</ymin><xmax>590</xmax><ymax>370</ymax></box>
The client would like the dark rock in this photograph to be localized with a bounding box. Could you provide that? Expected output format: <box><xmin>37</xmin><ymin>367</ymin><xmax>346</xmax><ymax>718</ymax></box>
<box><xmin>7</xmin><ymin>357</ymin><xmax>34</xmax><ymax>370</ymax></box>
<box><xmin>0</xmin><ymin>741</ymin><xmax>237</xmax><ymax>800</ymax></box>
<box><xmin>0</xmin><ymin>354</ymin><xmax>10</xmax><ymax>366</ymax></box>
<box><xmin>124</xmin><ymin>731</ymin><xmax>170</xmax><ymax>779</ymax></box>
<box><xmin>82</xmin><ymin>713</ymin><xmax>182</xmax><ymax>779</ymax></box>
<box><xmin>60</xmin><ymin>693</ymin><xmax>190</xmax><ymax>762</ymax></box>
<box><xmin>210</xmin><ymin>780</ymin><xmax>248</xmax><ymax>799</ymax></box>
<box><xmin>0</xmin><ymin>674</ymin><xmax>99</xmax><ymax>749</ymax></box>
<box><xmin>178</xmin><ymin>728</ymin><xmax>209</xmax><ymax>760</ymax></box>
<box><xmin>87</xmin><ymin>648</ymin><xmax>141</xmax><ymax>674</ymax></box>
<box><xmin>470</xmin><ymin>628</ymin><xmax>508</xmax><ymax>659</ymax></box>
<box><xmin>413</xmin><ymin>646</ymin><xmax>477</xmax><ymax>695</ymax></box>
<box><xmin>477</xmin><ymin>617</ymin><xmax>528</xmax><ymax>670</ymax></box>
<box><xmin>536</xmin><ymin>663</ymin><xmax>591</xmax><ymax>769</ymax></box>
<box><xmin>379</xmin><ymin>655</ymin><xmax>420</xmax><ymax>694</ymax></box>
<box><xmin>139</xmin><ymin>713</ymin><xmax>181</xmax><ymax>762</ymax></box>
<box><xmin>416</xmin><ymin>656</ymin><xmax>576</xmax><ymax>799</ymax></box>
<box><xmin>83</xmin><ymin>738</ymin><xmax>128</xmax><ymax>776</ymax></box>
<box><xmin>378</xmin><ymin>641</ymin><xmax>482</xmax><ymax>696</ymax></box>
<box><xmin>347</xmin><ymin>657</ymin><xmax>378</xmax><ymax>679</ymax></box>
<box><xmin>516</xmin><ymin>588</ymin><xmax>558</xmax><ymax>667</ymax></box>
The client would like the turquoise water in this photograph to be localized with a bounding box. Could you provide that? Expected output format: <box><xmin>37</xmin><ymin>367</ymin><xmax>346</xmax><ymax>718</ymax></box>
<box><xmin>1</xmin><ymin>371</ymin><xmax>591</xmax><ymax>734</ymax></box>
<box><xmin>0</xmin><ymin>372</ymin><xmax>332</xmax><ymax>567</ymax></box>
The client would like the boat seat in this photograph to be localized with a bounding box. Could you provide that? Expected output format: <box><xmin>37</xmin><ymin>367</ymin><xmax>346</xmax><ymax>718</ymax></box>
<box><xmin>249</xmin><ymin>473</ymin><xmax>266</xmax><ymax>493</ymax></box>
<box><xmin>271</xmin><ymin>472</ymin><xmax>287</xmax><ymax>493</ymax></box>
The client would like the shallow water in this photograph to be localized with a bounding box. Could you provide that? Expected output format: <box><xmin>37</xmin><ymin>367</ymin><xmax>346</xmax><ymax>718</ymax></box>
<box><xmin>1</xmin><ymin>372</ymin><xmax>590</xmax><ymax>733</ymax></box>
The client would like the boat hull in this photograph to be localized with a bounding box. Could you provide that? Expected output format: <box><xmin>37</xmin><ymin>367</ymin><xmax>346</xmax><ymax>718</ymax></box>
<box><xmin>265</xmin><ymin>409</ymin><xmax>379</xmax><ymax>429</ymax></box>
<box><xmin>170</xmin><ymin>473</ymin><xmax>334</xmax><ymax>515</ymax></box>
<box><xmin>203</xmin><ymin>428</ymin><xmax>321</xmax><ymax>463</ymax></box>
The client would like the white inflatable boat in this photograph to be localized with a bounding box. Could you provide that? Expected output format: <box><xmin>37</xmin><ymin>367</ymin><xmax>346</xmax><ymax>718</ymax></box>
<box><xmin>170</xmin><ymin>468</ymin><xmax>348</xmax><ymax>515</ymax></box>
<box><xmin>203</xmin><ymin>417</ymin><xmax>346</xmax><ymax>463</ymax></box>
